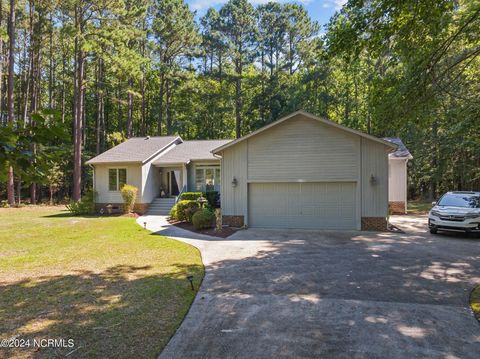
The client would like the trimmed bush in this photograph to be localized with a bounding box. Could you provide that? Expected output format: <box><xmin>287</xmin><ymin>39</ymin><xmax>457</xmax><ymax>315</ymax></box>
<box><xmin>180</xmin><ymin>191</ymin><xmax>219</xmax><ymax>208</ymax></box>
<box><xmin>175</xmin><ymin>200</ymin><xmax>199</xmax><ymax>222</ymax></box>
<box><xmin>121</xmin><ymin>184</ymin><xmax>138</xmax><ymax>213</ymax></box>
<box><xmin>184</xmin><ymin>206</ymin><xmax>199</xmax><ymax>222</ymax></box>
<box><xmin>192</xmin><ymin>208</ymin><xmax>214</xmax><ymax>230</ymax></box>
<box><xmin>169</xmin><ymin>204</ymin><xmax>178</xmax><ymax>219</ymax></box>
<box><xmin>180</xmin><ymin>192</ymin><xmax>203</xmax><ymax>201</ymax></box>
<box><xmin>67</xmin><ymin>189</ymin><xmax>96</xmax><ymax>215</ymax></box>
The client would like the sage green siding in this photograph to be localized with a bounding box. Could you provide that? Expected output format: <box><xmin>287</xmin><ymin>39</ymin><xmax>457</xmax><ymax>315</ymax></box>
<box><xmin>247</xmin><ymin>116</ymin><xmax>359</xmax><ymax>181</ymax></box>
<box><xmin>219</xmin><ymin>113</ymin><xmax>390</xmax><ymax>228</ymax></box>
<box><xmin>360</xmin><ymin>138</ymin><xmax>389</xmax><ymax>217</ymax></box>
<box><xmin>221</xmin><ymin>141</ymin><xmax>248</xmax><ymax>217</ymax></box>
<box><xmin>249</xmin><ymin>182</ymin><xmax>357</xmax><ymax>229</ymax></box>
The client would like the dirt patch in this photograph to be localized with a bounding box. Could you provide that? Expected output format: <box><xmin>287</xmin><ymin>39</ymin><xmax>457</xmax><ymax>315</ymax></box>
<box><xmin>168</xmin><ymin>218</ymin><xmax>240</xmax><ymax>238</ymax></box>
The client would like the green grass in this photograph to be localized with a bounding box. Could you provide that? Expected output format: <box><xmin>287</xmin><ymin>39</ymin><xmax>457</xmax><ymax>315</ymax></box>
<box><xmin>471</xmin><ymin>286</ymin><xmax>480</xmax><ymax>321</ymax></box>
<box><xmin>0</xmin><ymin>206</ymin><xmax>204</xmax><ymax>359</ymax></box>
<box><xmin>407</xmin><ymin>200</ymin><xmax>434</xmax><ymax>215</ymax></box>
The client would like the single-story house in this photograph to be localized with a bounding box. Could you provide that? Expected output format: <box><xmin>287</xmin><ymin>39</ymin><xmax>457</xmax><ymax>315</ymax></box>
<box><xmin>87</xmin><ymin>110</ymin><xmax>399</xmax><ymax>231</ymax></box>
<box><xmin>384</xmin><ymin>137</ymin><xmax>413</xmax><ymax>214</ymax></box>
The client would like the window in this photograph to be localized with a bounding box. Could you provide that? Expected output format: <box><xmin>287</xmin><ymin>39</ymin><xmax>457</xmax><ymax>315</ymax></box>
<box><xmin>195</xmin><ymin>166</ymin><xmax>220</xmax><ymax>191</ymax></box>
<box><xmin>109</xmin><ymin>168</ymin><xmax>127</xmax><ymax>191</ymax></box>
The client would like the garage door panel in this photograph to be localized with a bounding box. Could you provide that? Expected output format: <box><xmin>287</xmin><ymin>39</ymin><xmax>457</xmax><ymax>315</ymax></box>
<box><xmin>248</xmin><ymin>182</ymin><xmax>356</xmax><ymax>230</ymax></box>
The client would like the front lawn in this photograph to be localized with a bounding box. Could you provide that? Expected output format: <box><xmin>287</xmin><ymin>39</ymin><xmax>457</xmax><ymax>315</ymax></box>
<box><xmin>407</xmin><ymin>199</ymin><xmax>433</xmax><ymax>215</ymax></box>
<box><xmin>0</xmin><ymin>206</ymin><xmax>204</xmax><ymax>359</ymax></box>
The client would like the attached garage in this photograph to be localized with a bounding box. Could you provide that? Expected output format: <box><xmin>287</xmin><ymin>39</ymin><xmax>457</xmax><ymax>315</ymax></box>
<box><xmin>248</xmin><ymin>182</ymin><xmax>357</xmax><ymax>230</ymax></box>
<box><xmin>213</xmin><ymin>110</ymin><xmax>396</xmax><ymax>231</ymax></box>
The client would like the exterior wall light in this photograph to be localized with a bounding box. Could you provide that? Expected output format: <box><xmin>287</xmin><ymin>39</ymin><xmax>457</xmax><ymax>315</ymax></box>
<box><xmin>232</xmin><ymin>177</ymin><xmax>238</xmax><ymax>187</ymax></box>
<box><xmin>370</xmin><ymin>174</ymin><xmax>377</xmax><ymax>185</ymax></box>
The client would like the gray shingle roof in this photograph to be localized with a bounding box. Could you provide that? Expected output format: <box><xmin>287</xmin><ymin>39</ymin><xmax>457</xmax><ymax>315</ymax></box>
<box><xmin>86</xmin><ymin>136</ymin><xmax>180</xmax><ymax>164</ymax></box>
<box><xmin>383</xmin><ymin>137</ymin><xmax>413</xmax><ymax>159</ymax></box>
<box><xmin>153</xmin><ymin>140</ymin><xmax>232</xmax><ymax>165</ymax></box>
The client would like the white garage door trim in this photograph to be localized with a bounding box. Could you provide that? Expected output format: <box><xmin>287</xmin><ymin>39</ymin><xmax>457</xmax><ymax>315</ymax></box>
<box><xmin>248</xmin><ymin>182</ymin><xmax>357</xmax><ymax>230</ymax></box>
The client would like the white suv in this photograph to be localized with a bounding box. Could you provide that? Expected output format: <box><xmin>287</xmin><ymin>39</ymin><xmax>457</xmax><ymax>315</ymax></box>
<box><xmin>428</xmin><ymin>191</ymin><xmax>480</xmax><ymax>234</ymax></box>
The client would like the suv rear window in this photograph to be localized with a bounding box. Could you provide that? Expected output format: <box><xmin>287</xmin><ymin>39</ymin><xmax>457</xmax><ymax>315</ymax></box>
<box><xmin>438</xmin><ymin>193</ymin><xmax>480</xmax><ymax>208</ymax></box>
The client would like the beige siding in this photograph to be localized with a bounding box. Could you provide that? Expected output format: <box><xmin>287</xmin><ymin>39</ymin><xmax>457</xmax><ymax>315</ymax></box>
<box><xmin>94</xmin><ymin>163</ymin><xmax>142</xmax><ymax>204</ymax></box>
<box><xmin>247</xmin><ymin>115</ymin><xmax>359</xmax><ymax>181</ymax></box>
<box><xmin>219</xmin><ymin>115</ymin><xmax>390</xmax><ymax>225</ymax></box>
<box><xmin>361</xmin><ymin>138</ymin><xmax>389</xmax><ymax>217</ymax></box>
<box><xmin>388</xmin><ymin>159</ymin><xmax>407</xmax><ymax>202</ymax></box>
<box><xmin>141</xmin><ymin>162</ymin><xmax>161</xmax><ymax>203</ymax></box>
<box><xmin>221</xmin><ymin>141</ymin><xmax>248</xmax><ymax>218</ymax></box>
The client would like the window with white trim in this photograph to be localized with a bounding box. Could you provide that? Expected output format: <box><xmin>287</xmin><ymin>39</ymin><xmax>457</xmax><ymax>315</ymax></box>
<box><xmin>109</xmin><ymin>168</ymin><xmax>127</xmax><ymax>191</ymax></box>
<box><xmin>195</xmin><ymin>165</ymin><xmax>220</xmax><ymax>191</ymax></box>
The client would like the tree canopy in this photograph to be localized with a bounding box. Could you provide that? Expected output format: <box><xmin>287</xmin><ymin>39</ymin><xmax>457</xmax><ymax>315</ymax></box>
<box><xmin>0</xmin><ymin>0</ymin><xmax>478</xmax><ymax>204</ymax></box>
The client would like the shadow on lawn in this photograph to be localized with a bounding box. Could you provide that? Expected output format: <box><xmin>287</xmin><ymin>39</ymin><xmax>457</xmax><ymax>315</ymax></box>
<box><xmin>0</xmin><ymin>263</ymin><xmax>203</xmax><ymax>359</ymax></box>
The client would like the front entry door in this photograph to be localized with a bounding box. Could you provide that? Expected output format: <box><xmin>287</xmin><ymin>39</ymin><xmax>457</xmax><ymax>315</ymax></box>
<box><xmin>168</xmin><ymin>171</ymin><xmax>180</xmax><ymax>196</ymax></box>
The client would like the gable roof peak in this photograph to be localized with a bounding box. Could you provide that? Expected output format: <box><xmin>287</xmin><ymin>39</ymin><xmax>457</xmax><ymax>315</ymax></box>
<box><xmin>212</xmin><ymin>110</ymin><xmax>397</xmax><ymax>154</ymax></box>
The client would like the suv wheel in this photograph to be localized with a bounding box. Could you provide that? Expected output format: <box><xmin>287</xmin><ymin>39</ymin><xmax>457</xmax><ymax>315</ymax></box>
<box><xmin>430</xmin><ymin>227</ymin><xmax>438</xmax><ymax>234</ymax></box>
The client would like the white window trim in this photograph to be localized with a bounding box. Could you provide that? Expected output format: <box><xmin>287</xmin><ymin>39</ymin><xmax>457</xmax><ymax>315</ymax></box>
<box><xmin>108</xmin><ymin>168</ymin><xmax>127</xmax><ymax>192</ymax></box>
<box><xmin>195</xmin><ymin>165</ymin><xmax>220</xmax><ymax>192</ymax></box>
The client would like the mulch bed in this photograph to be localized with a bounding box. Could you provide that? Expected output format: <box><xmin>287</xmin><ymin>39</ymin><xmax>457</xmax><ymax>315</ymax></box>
<box><xmin>167</xmin><ymin>218</ymin><xmax>239</xmax><ymax>238</ymax></box>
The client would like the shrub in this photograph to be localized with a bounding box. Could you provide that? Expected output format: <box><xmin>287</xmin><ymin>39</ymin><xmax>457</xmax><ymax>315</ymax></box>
<box><xmin>184</xmin><ymin>206</ymin><xmax>199</xmax><ymax>222</ymax></box>
<box><xmin>120</xmin><ymin>184</ymin><xmax>138</xmax><ymax>213</ymax></box>
<box><xmin>169</xmin><ymin>204</ymin><xmax>177</xmax><ymax>219</ymax></box>
<box><xmin>204</xmin><ymin>191</ymin><xmax>219</xmax><ymax>208</ymax></box>
<box><xmin>67</xmin><ymin>189</ymin><xmax>95</xmax><ymax>215</ymax></box>
<box><xmin>192</xmin><ymin>208</ymin><xmax>214</xmax><ymax>230</ymax></box>
<box><xmin>175</xmin><ymin>200</ymin><xmax>199</xmax><ymax>222</ymax></box>
<box><xmin>180</xmin><ymin>191</ymin><xmax>219</xmax><ymax>208</ymax></box>
<box><xmin>180</xmin><ymin>192</ymin><xmax>203</xmax><ymax>201</ymax></box>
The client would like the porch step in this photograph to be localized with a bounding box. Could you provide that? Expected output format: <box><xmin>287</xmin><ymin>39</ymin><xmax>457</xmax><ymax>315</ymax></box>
<box><xmin>147</xmin><ymin>209</ymin><xmax>171</xmax><ymax>216</ymax></box>
<box><xmin>146</xmin><ymin>197</ymin><xmax>176</xmax><ymax>216</ymax></box>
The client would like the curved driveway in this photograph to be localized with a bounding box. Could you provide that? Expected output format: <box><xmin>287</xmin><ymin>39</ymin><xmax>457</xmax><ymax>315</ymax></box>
<box><xmin>139</xmin><ymin>215</ymin><xmax>480</xmax><ymax>359</ymax></box>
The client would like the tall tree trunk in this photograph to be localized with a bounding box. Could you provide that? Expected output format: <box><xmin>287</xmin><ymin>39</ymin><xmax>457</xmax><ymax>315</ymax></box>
<box><xmin>29</xmin><ymin>6</ymin><xmax>41</xmax><ymax>205</ymax></box>
<box><xmin>126</xmin><ymin>78</ymin><xmax>133</xmax><ymax>137</ymax></box>
<box><xmin>72</xmin><ymin>4</ymin><xmax>85</xmax><ymax>202</ymax></box>
<box><xmin>141</xmin><ymin>73</ymin><xmax>146</xmax><ymax>136</ymax></box>
<box><xmin>235</xmin><ymin>60</ymin><xmax>242</xmax><ymax>139</ymax></box>
<box><xmin>95</xmin><ymin>57</ymin><xmax>104</xmax><ymax>154</ymax></box>
<box><xmin>48</xmin><ymin>14</ymin><xmax>54</xmax><ymax>109</ymax></box>
<box><xmin>61</xmin><ymin>50</ymin><xmax>66</xmax><ymax>123</ymax></box>
<box><xmin>6</xmin><ymin>0</ymin><xmax>15</xmax><ymax>206</ymax></box>
<box><xmin>17</xmin><ymin>176</ymin><xmax>21</xmax><ymax>205</ymax></box>
<box><xmin>166</xmin><ymin>78</ymin><xmax>172</xmax><ymax>135</ymax></box>
<box><xmin>0</xmin><ymin>0</ymin><xmax>3</xmax><ymax>124</ymax></box>
<box><xmin>429</xmin><ymin>119</ymin><xmax>439</xmax><ymax>200</ymax></box>
<box><xmin>140</xmin><ymin>29</ymin><xmax>146</xmax><ymax>136</ymax></box>
<box><xmin>158</xmin><ymin>71</ymin><xmax>164</xmax><ymax>135</ymax></box>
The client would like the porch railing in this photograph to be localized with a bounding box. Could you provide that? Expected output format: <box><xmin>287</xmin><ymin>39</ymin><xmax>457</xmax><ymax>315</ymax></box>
<box><xmin>175</xmin><ymin>185</ymin><xmax>187</xmax><ymax>203</ymax></box>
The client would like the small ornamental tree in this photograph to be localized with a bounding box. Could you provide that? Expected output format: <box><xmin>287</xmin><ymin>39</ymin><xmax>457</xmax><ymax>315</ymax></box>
<box><xmin>121</xmin><ymin>184</ymin><xmax>138</xmax><ymax>213</ymax></box>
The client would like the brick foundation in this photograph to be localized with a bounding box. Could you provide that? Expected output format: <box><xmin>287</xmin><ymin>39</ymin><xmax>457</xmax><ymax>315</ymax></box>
<box><xmin>361</xmin><ymin>217</ymin><xmax>388</xmax><ymax>231</ymax></box>
<box><xmin>95</xmin><ymin>203</ymin><xmax>149</xmax><ymax>215</ymax></box>
<box><xmin>222</xmin><ymin>215</ymin><xmax>244</xmax><ymax>227</ymax></box>
<box><xmin>389</xmin><ymin>201</ymin><xmax>406</xmax><ymax>214</ymax></box>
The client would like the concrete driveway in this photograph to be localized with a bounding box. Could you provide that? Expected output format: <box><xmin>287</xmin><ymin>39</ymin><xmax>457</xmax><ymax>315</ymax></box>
<box><xmin>142</xmin><ymin>215</ymin><xmax>480</xmax><ymax>359</ymax></box>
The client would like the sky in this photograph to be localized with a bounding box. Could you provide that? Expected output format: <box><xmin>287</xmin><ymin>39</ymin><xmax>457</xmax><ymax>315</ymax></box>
<box><xmin>185</xmin><ymin>0</ymin><xmax>347</xmax><ymax>32</ymax></box>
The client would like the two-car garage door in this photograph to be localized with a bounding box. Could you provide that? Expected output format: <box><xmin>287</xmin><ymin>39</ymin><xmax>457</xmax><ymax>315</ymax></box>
<box><xmin>248</xmin><ymin>182</ymin><xmax>357</xmax><ymax>230</ymax></box>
